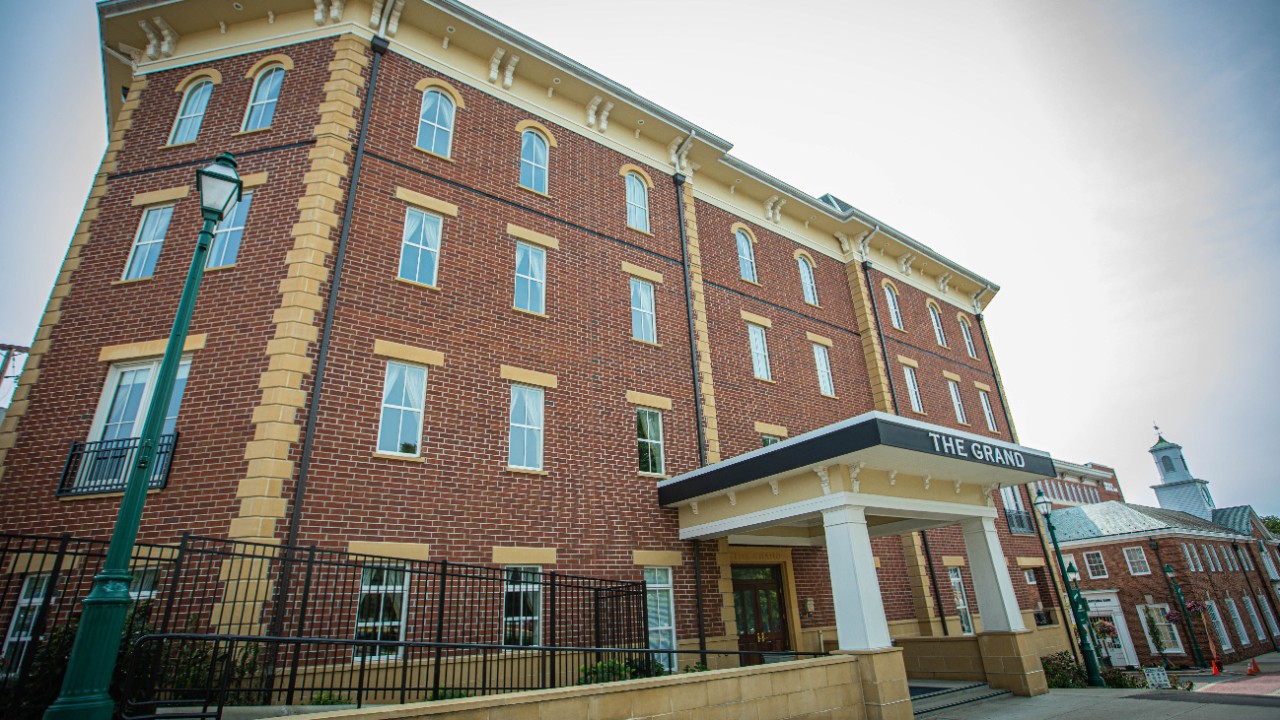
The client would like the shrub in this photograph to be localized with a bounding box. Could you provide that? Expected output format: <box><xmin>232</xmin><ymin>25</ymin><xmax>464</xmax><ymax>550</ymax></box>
<box><xmin>308</xmin><ymin>691</ymin><xmax>353</xmax><ymax>705</ymax></box>
<box><xmin>1041</xmin><ymin>651</ymin><xmax>1086</xmax><ymax>688</ymax></box>
<box><xmin>1101</xmin><ymin>667</ymin><xmax>1146</xmax><ymax>688</ymax></box>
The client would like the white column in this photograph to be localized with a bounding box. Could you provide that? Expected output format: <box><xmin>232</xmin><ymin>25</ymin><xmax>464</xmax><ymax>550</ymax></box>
<box><xmin>960</xmin><ymin>516</ymin><xmax>1026</xmax><ymax>632</ymax></box>
<box><xmin>822</xmin><ymin>504</ymin><xmax>893</xmax><ymax>650</ymax></box>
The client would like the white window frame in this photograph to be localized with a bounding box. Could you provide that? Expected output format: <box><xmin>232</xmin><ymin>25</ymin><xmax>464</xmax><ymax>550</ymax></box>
<box><xmin>169</xmin><ymin>79</ymin><xmax>213</xmax><ymax>145</ymax></box>
<box><xmin>1061</xmin><ymin>553</ymin><xmax>1077</xmax><ymax>579</ymax></box>
<box><xmin>735</xmin><ymin>229</ymin><xmax>758</xmax><ymax>283</ymax></box>
<box><xmin>124</xmin><ymin>205</ymin><xmax>175</xmax><ymax>280</ymax></box>
<box><xmin>1024</xmin><ymin>569</ymin><xmax>1037</xmax><ymax>584</ymax></box>
<box><xmin>242</xmin><ymin>65</ymin><xmax>285</xmax><ymax>132</ymax></box>
<box><xmin>1136</xmin><ymin>603</ymin><xmax>1184</xmax><ymax>655</ymax></box>
<box><xmin>1084</xmin><ymin>551</ymin><xmax>1108</xmax><ymax>579</ymax></box>
<box><xmin>2</xmin><ymin>574</ymin><xmax>51</xmax><ymax>678</ymax></box>
<box><xmin>519</xmin><ymin>129</ymin><xmax>549</xmax><ymax>194</ymax></box>
<box><xmin>1182</xmin><ymin>543</ymin><xmax>1200</xmax><ymax>572</ymax></box>
<box><xmin>1240</xmin><ymin>547</ymin><xmax>1254</xmax><ymax>572</ymax></box>
<box><xmin>813</xmin><ymin>343</ymin><xmax>835</xmax><ymax>397</ymax></box>
<box><xmin>798</xmin><ymin>255</ymin><xmax>819</xmax><ymax>305</ymax></box>
<box><xmin>507</xmin><ymin>384</ymin><xmax>545</xmax><ymax>471</ymax></box>
<box><xmin>1257</xmin><ymin>593</ymin><xmax>1279</xmax><ymax>636</ymax></box>
<box><xmin>354</xmin><ymin>564</ymin><xmax>409</xmax><ymax>660</ymax></box>
<box><xmin>416</xmin><ymin>89</ymin><xmax>456</xmax><ymax>158</ymax></box>
<box><xmin>513</xmin><ymin>242</ymin><xmax>547</xmax><ymax>315</ymax></box>
<box><xmin>928</xmin><ymin>304</ymin><xmax>947</xmax><ymax>346</ymax></box>
<box><xmin>947</xmin><ymin>379</ymin><xmax>968</xmax><ymax>424</ymax></box>
<box><xmin>644</xmin><ymin>567</ymin><xmax>677</xmax><ymax>671</ymax></box>
<box><xmin>884</xmin><ymin>284</ymin><xmax>904</xmax><ymax>330</ymax></box>
<box><xmin>625</xmin><ymin>172</ymin><xmax>650</xmax><ymax>232</ymax></box>
<box><xmin>903</xmin><ymin>365</ymin><xmax>924</xmax><ymax>413</ymax></box>
<box><xmin>208</xmin><ymin>191</ymin><xmax>253</xmax><ymax>268</ymax></box>
<box><xmin>630</xmin><ymin>278</ymin><xmax>657</xmax><ymax>343</ymax></box>
<box><xmin>503</xmin><ymin>565</ymin><xmax>542</xmax><ymax>647</ymax></box>
<box><xmin>1242</xmin><ymin>595</ymin><xmax>1268</xmax><ymax>641</ymax></box>
<box><xmin>1225</xmin><ymin>596</ymin><xmax>1252</xmax><ymax>646</ymax></box>
<box><xmin>959</xmin><ymin>316</ymin><xmax>978</xmax><ymax>358</ymax></box>
<box><xmin>1205</xmin><ymin>600</ymin><xmax>1233</xmax><ymax>651</ymax></box>
<box><xmin>1123</xmin><ymin>547</ymin><xmax>1152</xmax><ymax>576</ymax></box>
<box><xmin>376</xmin><ymin>361</ymin><xmax>428</xmax><ymax>457</ymax></box>
<box><xmin>89</xmin><ymin>357</ymin><xmax>192</xmax><ymax>443</ymax></box>
<box><xmin>978</xmin><ymin>390</ymin><xmax>998</xmax><ymax>432</ymax></box>
<box><xmin>948</xmin><ymin>567</ymin><xmax>974</xmax><ymax>635</ymax></box>
<box><xmin>398</xmin><ymin>207</ymin><xmax>444</xmax><ymax>287</ymax></box>
<box><xmin>637</xmin><ymin>407</ymin><xmax>665</xmax><ymax>476</ymax></box>
<box><xmin>1202</xmin><ymin>544</ymin><xmax>1217</xmax><ymax>572</ymax></box>
<box><xmin>747</xmin><ymin>323</ymin><xmax>771</xmax><ymax>381</ymax></box>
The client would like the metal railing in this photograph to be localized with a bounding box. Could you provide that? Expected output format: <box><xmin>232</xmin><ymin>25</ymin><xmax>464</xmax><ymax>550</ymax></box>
<box><xmin>1005</xmin><ymin>509</ymin><xmax>1036</xmax><ymax>535</ymax></box>
<box><xmin>120</xmin><ymin>634</ymin><xmax>827</xmax><ymax>719</ymax></box>
<box><xmin>57</xmin><ymin>432</ymin><xmax>179</xmax><ymax>496</ymax></box>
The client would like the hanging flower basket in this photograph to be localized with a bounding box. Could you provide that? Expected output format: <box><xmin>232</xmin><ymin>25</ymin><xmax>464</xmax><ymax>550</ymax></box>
<box><xmin>1164</xmin><ymin>609</ymin><xmax>1183</xmax><ymax>624</ymax></box>
<box><xmin>1184</xmin><ymin>600</ymin><xmax>1206</xmax><ymax>616</ymax></box>
<box><xmin>1094</xmin><ymin>620</ymin><xmax>1119</xmax><ymax>639</ymax></box>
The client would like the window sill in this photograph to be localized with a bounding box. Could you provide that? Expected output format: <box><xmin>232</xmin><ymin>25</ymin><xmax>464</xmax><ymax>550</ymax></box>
<box><xmin>159</xmin><ymin>141</ymin><xmax>197</xmax><ymax>150</ymax></box>
<box><xmin>517</xmin><ymin>184</ymin><xmax>552</xmax><ymax>199</ymax></box>
<box><xmin>640</xmin><ymin>472</ymin><xmax>669</xmax><ymax>479</ymax></box>
<box><xmin>59</xmin><ymin>488</ymin><xmax>162</xmax><ymax>501</ymax></box>
<box><xmin>627</xmin><ymin>225</ymin><xmax>654</xmax><ymax>237</ymax></box>
<box><xmin>910</xmin><ymin>409</ymin><xmax>928</xmax><ymax>416</ymax></box>
<box><xmin>631</xmin><ymin>338</ymin><xmax>661</xmax><ymax>348</ymax></box>
<box><xmin>890</xmin><ymin>326</ymin><xmax>909</xmax><ymax>334</ymax></box>
<box><xmin>506</xmin><ymin>465</ymin><xmax>548</xmax><ymax>476</ymax></box>
<box><xmin>413</xmin><ymin>146</ymin><xmax>455</xmax><ymax>163</ymax></box>
<box><xmin>805</xmin><ymin>301</ymin><xmax>822</xmax><ymax>309</ymax></box>
<box><xmin>754</xmin><ymin>376</ymin><xmax>777</xmax><ymax>385</ymax></box>
<box><xmin>513</xmin><ymin>307</ymin><xmax>548</xmax><ymax>319</ymax></box>
<box><xmin>955</xmin><ymin>420</ymin><xmax>972</xmax><ymax>427</ymax></box>
<box><xmin>233</xmin><ymin>126</ymin><xmax>273</xmax><ymax>137</ymax></box>
<box><xmin>205</xmin><ymin>263</ymin><xmax>238</xmax><ymax>273</ymax></box>
<box><xmin>740</xmin><ymin>278</ymin><xmax>762</xmax><ymax>287</ymax></box>
<box><xmin>820</xmin><ymin>393</ymin><xmax>838</xmax><ymax>400</ymax></box>
<box><xmin>397</xmin><ymin>276</ymin><xmax>440</xmax><ymax>291</ymax></box>
<box><xmin>373</xmin><ymin>452</ymin><xmax>425</xmax><ymax>463</ymax></box>
<box><xmin>112</xmin><ymin>276</ymin><xmax>154</xmax><ymax>286</ymax></box>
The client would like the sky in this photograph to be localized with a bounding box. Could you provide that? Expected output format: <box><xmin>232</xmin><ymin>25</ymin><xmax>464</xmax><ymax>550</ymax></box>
<box><xmin>0</xmin><ymin>0</ymin><xmax>1276</xmax><ymax>513</ymax></box>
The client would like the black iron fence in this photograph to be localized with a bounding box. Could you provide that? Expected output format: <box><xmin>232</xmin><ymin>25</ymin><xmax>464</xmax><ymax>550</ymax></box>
<box><xmin>0</xmin><ymin>532</ymin><xmax>647</xmax><ymax>719</ymax></box>
<box><xmin>1005</xmin><ymin>509</ymin><xmax>1036</xmax><ymax>536</ymax></box>
<box><xmin>57</xmin><ymin>433</ymin><xmax>179</xmax><ymax>496</ymax></box>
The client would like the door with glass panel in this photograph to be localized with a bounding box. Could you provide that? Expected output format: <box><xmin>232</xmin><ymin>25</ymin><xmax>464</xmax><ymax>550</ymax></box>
<box><xmin>732</xmin><ymin>565</ymin><xmax>791</xmax><ymax>665</ymax></box>
<box><xmin>948</xmin><ymin>567</ymin><xmax>975</xmax><ymax>635</ymax></box>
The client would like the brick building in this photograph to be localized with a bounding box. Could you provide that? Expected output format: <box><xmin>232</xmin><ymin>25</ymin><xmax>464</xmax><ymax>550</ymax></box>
<box><xmin>1050</xmin><ymin>434</ymin><xmax>1280</xmax><ymax>669</ymax></box>
<box><xmin>0</xmin><ymin>0</ymin><xmax>1072</xmax><ymax>705</ymax></box>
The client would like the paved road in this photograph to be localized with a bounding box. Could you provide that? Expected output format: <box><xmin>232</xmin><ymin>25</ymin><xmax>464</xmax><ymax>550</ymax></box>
<box><xmin>921</xmin><ymin>687</ymin><xmax>1280</xmax><ymax>719</ymax></box>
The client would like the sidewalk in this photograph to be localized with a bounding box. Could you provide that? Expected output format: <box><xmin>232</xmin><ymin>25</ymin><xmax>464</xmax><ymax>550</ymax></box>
<box><xmin>1181</xmin><ymin>650</ymin><xmax>1280</xmax><ymax>696</ymax></box>
<box><xmin>919</xmin><ymin>687</ymin><xmax>1280</xmax><ymax>719</ymax></box>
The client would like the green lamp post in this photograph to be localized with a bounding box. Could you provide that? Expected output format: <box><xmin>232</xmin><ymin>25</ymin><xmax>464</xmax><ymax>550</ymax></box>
<box><xmin>44</xmin><ymin>153</ymin><xmax>242</xmax><ymax>720</ymax></box>
<box><xmin>1034</xmin><ymin>489</ymin><xmax>1106</xmax><ymax>687</ymax></box>
<box><xmin>1164</xmin><ymin>563</ymin><xmax>1206</xmax><ymax>668</ymax></box>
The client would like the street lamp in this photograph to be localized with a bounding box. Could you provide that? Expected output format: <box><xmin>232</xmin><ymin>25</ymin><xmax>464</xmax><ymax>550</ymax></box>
<box><xmin>1164</xmin><ymin>563</ymin><xmax>1206</xmax><ymax>667</ymax></box>
<box><xmin>1034</xmin><ymin>489</ymin><xmax>1106</xmax><ymax>687</ymax></box>
<box><xmin>45</xmin><ymin>154</ymin><xmax>242</xmax><ymax>720</ymax></box>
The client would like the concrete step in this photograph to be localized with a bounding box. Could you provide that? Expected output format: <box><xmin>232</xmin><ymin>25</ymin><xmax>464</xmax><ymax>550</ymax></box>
<box><xmin>912</xmin><ymin>684</ymin><xmax>1012</xmax><ymax>716</ymax></box>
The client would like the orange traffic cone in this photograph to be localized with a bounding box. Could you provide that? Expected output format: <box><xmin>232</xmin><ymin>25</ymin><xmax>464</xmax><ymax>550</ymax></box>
<box><xmin>1212</xmin><ymin>660</ymin><xmax>1221</xmax><ymax>675</ymax></box>
<box><xmin>1248</xmin><ymin>658</ymin><xmax>1261</xmax><ymax>675</ymax></box>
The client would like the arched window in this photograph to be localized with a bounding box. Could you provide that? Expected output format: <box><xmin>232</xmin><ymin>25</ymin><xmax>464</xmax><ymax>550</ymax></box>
<box><xmin>416</xmin><ymin>89</ymin><xmax>456</xmax><ymax>157</ymax></box>
<box><xmin>520</xmin><ymin>129</ymin><xmax>549</xmax><ymax>193</ymax></box>
<box><xmin>735</xmin><ymin>229</ymin><xmax>757</xmax><ymax>283</ymax></box>
<box><xmin>959</xmin><ymin>316</ymin><xmax>978</xmax><ymax>358</ymax></box>
<box><xmin>798</xmin><ymin>255</ymin><xmax>819</xmax><ymax>305</ymax></box>
<box><xmin>928</xmin><ymin>303</ymin><xmax>947</xmax><ymax>346</ymax></box>
<box><xmin>242</xmin><ymin>65</ymin><xmax>285</xmax><ymax>132</ymax></box>
<box><xmin>170</xmin><ymin>80</ymin><xmax>214</xmax><ymax>145</ymax></box>
<box><xmin>625</xmin><ymin>172</ymin><xmax>649</xmax><ymax>231</ymax></box>
<box><xmin>884</xmin><ymin>284</ymin><xmax>904</xmax><ymax>330</ymax></box>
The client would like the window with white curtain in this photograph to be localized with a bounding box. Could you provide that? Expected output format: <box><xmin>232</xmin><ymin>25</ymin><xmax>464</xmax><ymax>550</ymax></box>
<box><xmin>959</xmin><ymin>316</ymin><xmax>978</xmax><ymax>357</ymax></box>
<box><xmin>630</xmin><ymin>278</ymin><xmax>656</xmax><ymax>343</ymax></box>
<box><xmin>416</xmin><ymin>89</ymin><xmax>456</xmax><ymax>157</ymax></box>
<box><xmin>170</xmin><ymin>79</ymin><xmax>213</xmax><ymax>144</ymax></box>
<box><xmin>625</xmin><ymin>172</ymin><xmax>650</xmax><ymax>232</ymax></box>
<box><xmin>644</xmin><ymin>567</ymin><xmax>676</xmax><ymax>671</ymax></box>
<box><xmin>798</xmin><ymin>255</ymin><xmax>819</xmax><ymax>305</ymax></box>
<box><xmin>748</xmin><ymin>324</ymin><xmax>771</xmax><ymax>381</ymax></box>
<box><xmin>928</xmin><ymin>304</ymin><xmax>947</xmax><ymax>346</ymax></box>
<box><xmin>736</xmin><ymin>230</ymin><xmax>757</xmax><ymax>283</ymax></box>
<box><xmin>514</xmin><ymin>242</ymin><xmax>546</xmax><ymax>314</ymax></box>
<box><xmin>508</xmin><ymin>385</ymin><xmax>544</xmax><ymax>470</ymax></box>
<box><xmin>884</xmin><ymin>284</ymin><xmax>904</xmax><ymax>330</ymax></box>
<box><xmin>903</xmin><ymin>365</ymin><xmax>924</xmax><ymax>413</ymax></box>
<box><xmin>947</xmin><ymin>379</ymin><xmax>968</xmax><ymax>424</ymax></box>
<box><xmin>813</xmin><ymin>343</ymin><xmax>835</xmax><ymax>396</ymax></box>
<box><xmin>242</xmin><ymin>65</ymin><xmax>285</xmax><ymax>132</ymax></box>
<box><xmin>398</xmin><ymin>207</ymin><xmax>443</xmax><ymax>287</ymax></box>
<box><xmin>377</xmin><ymin>361</ymin><xmax>427</xmax><ymax>456</ymax></box>
<box><xmin>519</xmin><ymin>130</ymin><xmax>549</xmax><ymax>193</ymax></box>
<box><xmin>979</xmin><ymin>390</ymin><xmax>998</xmax><ymax>432</ymax></box>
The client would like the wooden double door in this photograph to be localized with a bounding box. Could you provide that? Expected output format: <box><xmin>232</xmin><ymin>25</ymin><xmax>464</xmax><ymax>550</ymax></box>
<box><xmin>732</xmin><ymin>565</ymin><xmax>792</xmax><ymax>665</ymax></box>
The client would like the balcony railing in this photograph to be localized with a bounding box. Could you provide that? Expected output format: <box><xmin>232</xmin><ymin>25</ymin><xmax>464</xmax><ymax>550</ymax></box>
<box><xmin>1006</xmin><ymin>509</ymin><xmax>1037</xmax><ymax>535</ymax></box>
<box><xmin>57</xmin><ymin>432</ymin><xmax>178</xmax><ymax>496</ymax></box>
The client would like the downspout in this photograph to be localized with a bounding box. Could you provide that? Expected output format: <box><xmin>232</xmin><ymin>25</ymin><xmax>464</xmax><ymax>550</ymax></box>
<box><xmin>919</xmin><ymin>530</ymin><xmax>948</xmax><ymax>636</ymax></box>
<box><xmin>858</xmin><ymin>227</ymin><xmax>899</xmax><ymax>415</ymax></box>
<box><xmin>974</xmin><ymin>303</ymin><xmax>1015</xmax><ymax>438</ymax></box>
<box><xmin>1237</xmin><ymin>542</ymin><xmax>1280</xmax><ymax>652</ymax></box>
<box><xmin>1025</xmin><ymin>482</ymin><xmax>1075</xmax><ymax>659</ymax></box>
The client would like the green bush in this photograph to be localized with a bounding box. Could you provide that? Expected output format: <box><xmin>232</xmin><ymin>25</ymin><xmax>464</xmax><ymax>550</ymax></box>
<box><xmin>308</xmin><ymin>691</ymin><xmax>354</xmax><ymax>705</ymax></box>
<box><xmin>1041</xmin><ymin>651</ymin><xmax>1086</xmax><ymax>688</ymax></box>
<box><xmin>578</xmin><ymin>657</ymin><xmax>668</xmax><ymax>685</ymax></box>
<box><xmin>1101</xmin><ymin>667</ymin><xmax>1146</xmax><ymax>688</ymax></box>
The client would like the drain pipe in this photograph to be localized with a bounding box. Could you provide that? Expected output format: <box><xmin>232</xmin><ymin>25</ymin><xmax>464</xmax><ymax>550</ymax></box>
<box><xmin>919</xmin><ymin>530</ymin><xmax>949</xmax><ymax>636</ymax></box>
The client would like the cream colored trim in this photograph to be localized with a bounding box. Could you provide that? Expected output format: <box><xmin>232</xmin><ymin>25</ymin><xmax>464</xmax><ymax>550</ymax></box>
<box><xmin>754</xmin><ymin>421</ymin><xmax>788</xmax><ymax>438</ymax></box>
<box><xmin>942</xmin><ymin>556</ymin><xmax>966</xmax><ymax>567</ymax></box>
<box><xmin>1016</xmin><ymin>556</ymin><xmax>1046</xmax><ymax>568</ymax></box>
<box><xmin>730</xmin><ymin>222</ymin><xmax>758</xmax><ymax>244</ymax></box>
<box><xmin>348</xmin><ymin>541</ymin><xmax>430</xmax><ymax>561</ymax></box>
<box><xmin>506</xmin><ymin>223</ymin><xmax>559</xmax><ymax>250</ymax></box>
<box><xmin>501</xmin><ymin>364</ymin><xmax>558</xmax><ymax>389</ymax></box>
<box><xmin>621</xmin><ymin>261</ymin><xmax>663</xmax><ymax>284</ymax></box>
<box><xmin>881</xmin><ymin>278</ymin><xmax>900</xmax><ymax>293</ymax></box>
<box><xmin>174</xmin><ymin>68</ymin><xmax>222</xmax><ymax>93</ymax></box>
<box><xmin>131</xmin><ymin>186</ymin><xmax>190</xmax><ymax>207</ymax></box>
<box><xmin>240</xmin><ymin>172</ymin><xmax>269</xmax><ymax>189</ymax></box>
<box><xmin>493</xmin><ymin>546</ymin><xmax>557</xmax><ymax>565</ymax></box>
<box><xmin>414</xmin><ymin>77</ymin><xmax>466</xmax><ymax>108</ymax></box>
<box><xmin>740</xmin><ymin>309</ymin><xmax>772</xmax><ymax>328</ymax></box>
<box><xmin>973</xmin><ymin>381</ymin><xmax>992</xmax><ymax>392</ymax></box>
<box><xmin>626</xmin><ymin>390</ymin><xmax>672</xmax><ymax>410</ymax></box>
<box><xmin>99</xmin><ymin>334</ymin><xmax>207</xmax><ymax>362</ymax></box>
<box><xmin>874</xmin><ymin>557</ymin><xmax>882</xmax><ymax>569</ymax></box>
<box><xmin>896</xmin><ymin>355</ymin><xmax>919</xmax><ymax>368</ymax></box>
<box><xmin>619</xmin><ymin>163</ymin><xmax>655</xmax><ymax>188</ymax></box>
<box><xmin>942</xmin><ymin>371</ymin><xmax>962</xmax><ymax>382</ymax></box>
<box><xmin>244</xmin><ymin>54</ymin><xmax>295</xmax><ymax>78</ymax></box>
<box><xmin>516</xmin><ymin>120</ymin><xmax>558</xmax><ymax>147</ymax></box>
<box><xmin>805</xmin><ymin>332</ymin><xmax>833</xmax><ymax>348</ymax></box>
<box><xmin>794</xmin><ymin>248</ymin><xmax>816</xmax><ymax>263</ymax></box>
<box><xmin>633</xmin><ymin>550</ymin><xmax>683</xmax><ymax>566</ymax></box>
<box><xmin>373</xmin><ymin>339</ymin><xmax>445</xmax><ymax>367</ymax></box>
<box><xmin>395</xmin><ymin>187</ymin><xmax>460</xmax><ymax>217</ymax></box>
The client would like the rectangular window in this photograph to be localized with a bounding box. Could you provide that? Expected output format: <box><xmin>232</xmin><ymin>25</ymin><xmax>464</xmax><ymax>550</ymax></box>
<box><xmin>1061</xmin><ymin>553</ymin><xmax>1077</xmax><ymax>579</ymax></box>
<box><xmin>978</xmin><ymin>390</ymin><xmax>998</xmax><ymax>432</ymax></box>
<box><xmin>2</xmin><ymin>574</ymin><xmax>51</xmax><ymax>677</ymax></box>
<box><xmin>124</xmin><ymin>205</ymin><xmax>175</xmax><ymax>280</ymax></box>
<box><xmin>208</xmin><ymin>191</ymin><xmax>252</xmax><ymax>268</ymax></box>
<box><xmin>1242</xmin><ymin>595</ymin><xmax>1268</xmax><ymax>641</ymax></box>
<box><xmin>129</xmin><ymin>567</ymin><xmax>161</xmax><ymax>601</ymax></box>
<box><xmin>1137</xmin><ymin>604</ymin><xmax>1183</xmax><ymax>655</ymax></box>
<box><xmin>508</xmin><ymin>385</ymin><xmax>544</xmax><ymax>470</ymax></box>
<box><xmin>1226</xmin><ymin>597</ymin><xmax>1251</xmax><ymax>646</ymax></box>
<box><xmin>79</xmin><ymin>358</ymin><xmax>190</xmax><ymax>492</ymax></box>
<box><xmin>1258</xmin><ymin>593</ymin><xmax>1279</xmax><ymax>636</ymax></box>
<box><xmin>813</xmin><ymin>343</ymin><xmax>835</xmax><ymax>396</ymax></box>
<box><xmin>637</xmin><ymin>407</ymin><xmax>664</xmax><ymax>476</ymax></box>
<box><xmin>948</xmin><ymin>567</ymin><xmax>974</xmax><ymax>635</ymax></box>
<box><xmin>1205</xmin><ymin>600</ymin><xmax>1233</xmax><ymax>651</ymax></box>
<box><xmin>644</xmin><ymin>567</ymin><xmax>676</xmax><ymax>671</ymax></box>
<box><xmin>514</xmin><ymin>242</ymin><xmax>546</xmax><ymax>314</ymax></box>
<box><xmin>355</xmin><ymin>565</ymin><xmax>408</xmax><ymax>659</ymax></box>
<box><xmin>947</xmin><ymin>379</ymin><xmax>968</xmax><ymax>424</ymax></box>
<box><xmin>761</xmin><ymin>435</ymin><xmax>781</xmax><ymax>447</ymax></box>
<box><xmin>747</xmin><ymin>324</ymin><xmax>771</xmax><ymax>381</ymax></box>
<box><xmin>630</xmin><ymin>278</ymin><xmax>657</xmax><ymax>343</ymax></box>
<box><xmin>1084</xmin><ymin>551</ymin><xmax>1108</xmax><ymax>579</ymax></box>
<box><xmin>503</xmin><ymin>565</ymin><xmax>542</xmax><ymax>646</ymax></box>
<box><xmin>398</xmin><ymin>207</ymin><xmax>443</xmax><ymax>287</ymax></box>
<box><xmin>903</xmin><ymin>365</ymin><xmax>924</xmax><ymax>413</ymax></box>
<box><xmin>1024</xmin><ymin>569</ymin><xmax>1037</xmax><ymax>584</ymax></box>
<box><xmin>377</xmin><ymin>361</ymin><xmax>427</xmax><ymax>456</ymax></box>
<box><xmin>1123</xmin><ymin>547</ymin><xmax>1151</xmax><ymax>576</ymax></box>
